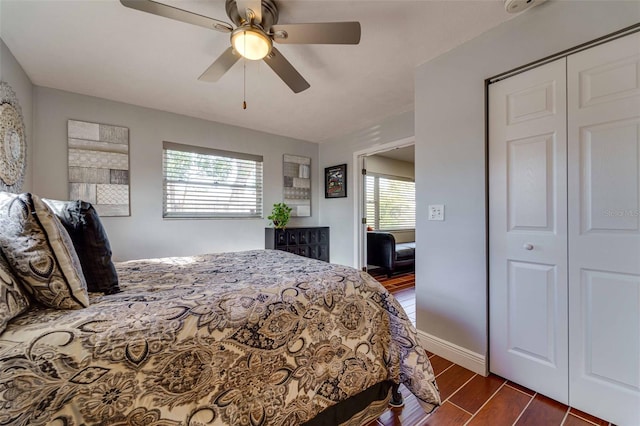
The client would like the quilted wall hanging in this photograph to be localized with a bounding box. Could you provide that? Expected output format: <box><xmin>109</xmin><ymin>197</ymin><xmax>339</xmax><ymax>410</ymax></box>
<box><xmin>283</xmin><ymin>154</ymin><xmax>311</xmax><ymax>217</ymax></box>
<box><xmin>0</xmin><ymin>81</ymin><xmax>27</xmax><ymax>193</ymax></box>
<box><xmin>68</xmin><ymin>119</ymin><xmax>130</xmax><ymax>216</ymax></box>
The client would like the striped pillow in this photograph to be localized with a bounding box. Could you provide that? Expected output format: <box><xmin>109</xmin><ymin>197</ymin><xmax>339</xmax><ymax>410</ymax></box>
<box><xmin>0</xmin><ymin>192</ymin><xmax>89</xmax><ymax>309</ymax></box>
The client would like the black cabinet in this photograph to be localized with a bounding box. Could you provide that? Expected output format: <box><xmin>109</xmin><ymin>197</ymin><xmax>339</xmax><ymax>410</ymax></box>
<box><xmin>265</xmin><ymin>227</ymin><xmax>330</xmax><ymax>262</ymax></box>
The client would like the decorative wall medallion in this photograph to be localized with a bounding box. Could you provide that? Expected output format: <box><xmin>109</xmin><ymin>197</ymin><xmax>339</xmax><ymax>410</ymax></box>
<box><xmin>0</xmin><ymin>81</ymin><xmax>27</xmax><ymax>193</ymax></box>
<box><xmin>68</xmin><ymin>119</ymin><xmax>130</xmax><ymax>216</ymax></box>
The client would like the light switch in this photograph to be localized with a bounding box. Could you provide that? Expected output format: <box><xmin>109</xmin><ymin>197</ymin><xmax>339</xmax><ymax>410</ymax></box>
<box><xmin>428</xmin><ymin>205</ymin><xmax>444</xmax><ymax>221</ymax></box>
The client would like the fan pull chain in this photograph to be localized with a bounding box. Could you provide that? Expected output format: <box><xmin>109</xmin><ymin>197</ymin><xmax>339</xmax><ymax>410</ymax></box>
<box><xmin>242</xmin><ymin>31</ymin><xmax>247</xmax><ymax>110</ymax></box>
<box><xmin>242</xmin><ymin>60</ymin><xmax>247</xmax><ymax>109</ymax></box>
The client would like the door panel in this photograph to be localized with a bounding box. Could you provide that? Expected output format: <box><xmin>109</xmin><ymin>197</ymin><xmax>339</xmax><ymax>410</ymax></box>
<box><xmin>489</xmin><ymin>58</ymin><xmax>568</xmax><ymax>404</ymax></box>
<box><xmin>580</xmin><ymin>119</ymin><xmax>640</xmax><ymax>233</ymax></box>
<box><xmin>507</xmin><ymin>260</ymin><xmax>558</xmax><ymax>366</ymax></box>
<box><xmin>581</xmin><ymin>270</ymin><xmax>639</xmax><ymax>390</ymax></box>
<box><xmin>508</xmin><ymin>133</ymin><xmax>556</xmax><ymax>231</ymax></box>
<box><xmin>507</xmin><ymin>80</ymin><xmax>557</xmax><ymax>124</ymax></box>
<box><xmin>578</xmin><ymin>52</ymin><xmax>640</xmax><ymax>109</ymax></box>
<box><xmin>568</xmin><ymin>32</ymin><xmax>640</xmax><ymax>426</ymax></box>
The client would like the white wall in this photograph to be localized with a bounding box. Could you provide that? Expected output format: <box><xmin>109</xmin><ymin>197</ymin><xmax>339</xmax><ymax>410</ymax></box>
<box><xmin>0</xmin><ymin>38</ymin><xmax>33</xmax><ymax>192</ymax></box>
<box><xmin>367</xmin><ymin>155</ymin><xmax>414</xmax><ymax>180</ymax></box>
<box><xmin>33</xmin><ymin>87</ymin><xmax>319</xmax><ymax>261</ymax></box>
<box><xmin>415</xmin><ymin>1</ymin><xmax>640</xmax><ymax>365</ymax></box>
<box><xmin>318</xmin><ymin>110</ymin><xmax>414</xmax><ymax>267</ymax></box>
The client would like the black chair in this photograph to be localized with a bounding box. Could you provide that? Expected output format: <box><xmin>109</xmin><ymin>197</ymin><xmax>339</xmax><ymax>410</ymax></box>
<box><xmin>367</xmin><ymin>231</ymin><xmax>415</xmax><ymax>277</ymax></box>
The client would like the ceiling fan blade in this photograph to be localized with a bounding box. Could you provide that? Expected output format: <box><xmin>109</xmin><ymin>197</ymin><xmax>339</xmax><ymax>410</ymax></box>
<box><xmin>263</xmin><ymin>47</ymin><xmax>310</xmax><ymax>93</ymax></box>
<box><xmin>120</xmin><ymin>0</ymin><xmax>233</xmax><ymax>33</ymax></box>
<box><xmin>271</xmin><ymin>22</ymin><xmax>361</xmax><ymax>44</ymax></box>
<box><xmin>198</xmin><ymin>47</ymin><xmax>240</xmax><ymax>82</ymax></box>
<box><xmin>236</xmin><ymin>0</ymin><xmax>262</xmax><ymax>24</ymax></box>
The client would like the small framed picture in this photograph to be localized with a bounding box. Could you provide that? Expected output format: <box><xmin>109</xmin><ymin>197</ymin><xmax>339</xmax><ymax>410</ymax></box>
<box><xmin>325</xmin><ymin>164</ymin><xmax>347</xmax><ymax>198</ymax></box>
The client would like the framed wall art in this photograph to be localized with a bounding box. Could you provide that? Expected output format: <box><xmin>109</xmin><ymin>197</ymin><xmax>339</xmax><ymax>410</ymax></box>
<box><xmin>68</xmin><ymin>119</ymin><xmax>130</xmax><ymax>216</ymax></box>
<box><xmin>283</xmin><ymin>154</ymin><xmax>311</xmax><ymax>217</ymax></box>
<box><xmin>325</xmin><ymin>163</ymin><xmax>347</xmax><ymax>198</ymax></box>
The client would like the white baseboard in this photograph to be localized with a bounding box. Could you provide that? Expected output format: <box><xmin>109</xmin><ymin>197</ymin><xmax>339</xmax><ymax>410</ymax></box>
<box><xmin>416</xmin><ymin>330</ymin><xmax>487</xmax><ymax>376</ymax></box>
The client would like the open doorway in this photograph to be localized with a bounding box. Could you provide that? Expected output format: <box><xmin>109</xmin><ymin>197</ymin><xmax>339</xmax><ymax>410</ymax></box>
<box><xmin>356</xmin><ymin>143</ymin><xmax>416</xmax><ymax>322</ymax></box>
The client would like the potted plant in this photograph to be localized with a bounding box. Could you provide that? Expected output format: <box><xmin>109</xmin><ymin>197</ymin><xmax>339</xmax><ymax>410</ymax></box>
<box><xmin>268</xmin><ymin>202</ymin><xmax>293</xmax><ymax>229</ymax></box>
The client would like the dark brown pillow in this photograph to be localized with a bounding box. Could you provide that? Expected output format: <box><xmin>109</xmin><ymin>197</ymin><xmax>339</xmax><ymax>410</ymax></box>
<box><xmin>44</xmin><ymin>199</ymin><xmax>120</xmax><ymax>294</ymax></box>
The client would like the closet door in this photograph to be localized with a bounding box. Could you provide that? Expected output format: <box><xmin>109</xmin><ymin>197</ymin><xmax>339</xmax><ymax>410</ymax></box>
<box><xmin>567</xmin><ymin>32</ymin><xmax>640</xmax><ymax>425</ymax></box>
<box><xmin>489</xmin><ymin>58</ymin><xmax>568</xmax><ymax>403</ymax></box>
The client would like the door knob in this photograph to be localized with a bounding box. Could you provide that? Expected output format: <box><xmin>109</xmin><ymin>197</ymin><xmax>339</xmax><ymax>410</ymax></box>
<box><xmin>523</xmin><ymin>243</ymin><xmax>534</xmax><ymax>251</ymax></box>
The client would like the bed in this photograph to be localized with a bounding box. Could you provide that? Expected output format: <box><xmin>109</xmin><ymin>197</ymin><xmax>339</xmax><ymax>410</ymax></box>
<box><xmin>0</xmin><ymin>192</ymin><xmax>440</xmax><ymax>425</ymax></box>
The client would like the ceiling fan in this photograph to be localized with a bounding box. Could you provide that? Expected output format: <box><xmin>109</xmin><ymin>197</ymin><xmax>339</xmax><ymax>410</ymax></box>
<box><xmin>120</xmin><ymin>0</ymin><xmax>361</xmax><ymax>93</ymax></box>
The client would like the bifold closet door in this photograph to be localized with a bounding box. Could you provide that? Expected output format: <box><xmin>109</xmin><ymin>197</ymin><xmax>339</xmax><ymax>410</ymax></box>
<box><xmin>567</xmin><ymin>32</ymin><xmax>640</xmax><ymax>425</ymax></box>
<box><xmin>489</xmin><ymin>58</ymin><xmax>569</xmax><ymax>404</ymax></box>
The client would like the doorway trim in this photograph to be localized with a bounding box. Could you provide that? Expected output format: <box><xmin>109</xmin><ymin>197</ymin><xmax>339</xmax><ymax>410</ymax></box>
<box><xmin>352</xmin><ymin>136</ymin><xmax>415</xmax><ymax>271</ymax></box>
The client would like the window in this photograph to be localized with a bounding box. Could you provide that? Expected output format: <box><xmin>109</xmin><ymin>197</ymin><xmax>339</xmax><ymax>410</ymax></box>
<box><xmin>366</xmin><ymin>174</ymin><xmax>415</xmax><ymax>230</ymax></box>
<box><xmin>163</xmin><ymin>142</ymin><xmax>263</xmax><ymax>218</ymax></box>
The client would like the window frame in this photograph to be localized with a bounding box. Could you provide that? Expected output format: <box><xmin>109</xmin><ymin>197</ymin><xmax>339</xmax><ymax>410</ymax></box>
<box><xmin>365</xmin><ymin>172</ymin><xmax>416</xmax><ymax>231</ymax></box>
<box><xmin>162</xmin><ymin>141</ymin><xmax>264</xmax><ymax>219</ymax></box>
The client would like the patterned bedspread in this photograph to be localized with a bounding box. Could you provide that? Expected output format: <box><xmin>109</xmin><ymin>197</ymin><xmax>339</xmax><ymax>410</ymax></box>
<box><xmin>0</xmin><ymin>250</ymin><xmax>440</xmax><ymax>425</ymax></box>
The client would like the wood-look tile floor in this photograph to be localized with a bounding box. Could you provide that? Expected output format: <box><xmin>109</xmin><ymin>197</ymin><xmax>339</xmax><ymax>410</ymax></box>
<box><xmin>370</xmin><ymin>270</ymin><xmax>416</xmax><ymax>324</ymax></box>
<box><xmin>368</xmin><ymin>272</ymin><xmax>612</xmax><ymax>426</ymax></box>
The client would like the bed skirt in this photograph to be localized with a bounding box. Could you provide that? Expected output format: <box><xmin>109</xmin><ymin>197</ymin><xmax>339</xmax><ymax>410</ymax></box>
<box><xmin>304</xmin><ymin>380</ymin><xmax>394</xmax><ymax>426</ymax></box>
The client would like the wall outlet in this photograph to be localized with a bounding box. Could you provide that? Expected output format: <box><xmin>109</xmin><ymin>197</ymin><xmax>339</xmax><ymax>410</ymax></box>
<box><xmin>428</xmin><ymin>204</ymin><xmax>444</xmax><ymax>221</ymax></box>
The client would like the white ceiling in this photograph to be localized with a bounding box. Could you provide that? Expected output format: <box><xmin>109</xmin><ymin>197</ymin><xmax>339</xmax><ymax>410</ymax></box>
<box><xmin>0</xmin><ymin>0</ymin><xmax>513</xmax><ymax>143</ymax></box>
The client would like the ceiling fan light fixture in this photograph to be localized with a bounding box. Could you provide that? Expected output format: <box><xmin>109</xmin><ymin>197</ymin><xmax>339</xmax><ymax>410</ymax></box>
<box><xmin>231</xmin><ymin>26</ymin><xmax>272</xmax><ymax>60</ymax></box>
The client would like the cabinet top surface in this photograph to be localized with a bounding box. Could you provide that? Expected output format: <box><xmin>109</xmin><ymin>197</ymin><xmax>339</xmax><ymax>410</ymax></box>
<box><xmin>266</xmin><ymin>227</ymin><xmax>329</xmax><ymax>230</ymax></box>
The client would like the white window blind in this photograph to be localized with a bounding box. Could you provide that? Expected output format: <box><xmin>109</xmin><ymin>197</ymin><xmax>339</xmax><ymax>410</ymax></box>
<box><xmin>366</xmin><ymin>174</ymin><xmax>415</xmax><ymax>230</ymax></box>
<box><xmin>163</xmin><ymin>142</ymin><xmax>263</xmax><ymax>218</ymax></box>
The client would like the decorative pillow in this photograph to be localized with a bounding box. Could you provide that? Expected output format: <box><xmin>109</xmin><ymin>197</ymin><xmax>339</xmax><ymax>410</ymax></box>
<box><xmin>0</xmin><ymin>192</ymin><xmax>89</xmax><ymax>309</ymax></box>
<box><xmin>44</xmin><ymin>199</ymin><xmax>120</xmax><ymax>294</ymax></box>
<box><xmin>0</xmin><ymin>252</ymin><xmax>30</xmax><ymax>334</ymax></box>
